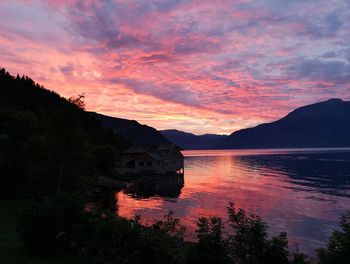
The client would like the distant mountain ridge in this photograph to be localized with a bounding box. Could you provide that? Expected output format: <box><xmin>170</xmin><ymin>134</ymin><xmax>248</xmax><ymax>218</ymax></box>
<box><xmin>217</xmin><ymin>98</ymin><xmax>350</xmax><ymax>149</ymax></box>
<box><xmin>160</xmin><ymin>129</ymin><xmax>227</xmax><ymax>150</ymax></box>
<box><xmin>90</xmin><ymin>112</ymin><xmax>170</xmax><ymax>146</ymax></box>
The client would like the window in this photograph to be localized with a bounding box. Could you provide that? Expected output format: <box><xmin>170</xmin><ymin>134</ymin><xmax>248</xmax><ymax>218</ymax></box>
<box><xmin>126</xmin><ymin>160</ymin><xmax>135</xmax><ymax>169</ymax></box>
<box><xmin>139</xmin><ymin>161</ymin><xmax>144</xmax><ymax>166</ymax></box>
<box><xmin>147</xmin><ymin>161</ymin><xmax>152</xmax><ymax>166</ymax></box>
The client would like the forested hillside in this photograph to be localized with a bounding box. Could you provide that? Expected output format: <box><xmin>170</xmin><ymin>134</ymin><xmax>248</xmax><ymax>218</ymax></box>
<box><xmin>0</xmin><ymin>68</ymin><xmax>127</xmax><ymax>198</ymax></box>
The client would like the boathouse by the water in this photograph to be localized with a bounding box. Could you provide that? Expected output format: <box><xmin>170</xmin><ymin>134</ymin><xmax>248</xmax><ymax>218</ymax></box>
<box><xmin>119</xmin><ymin>144</ymin><xmax>184</xmax><ymax>176</ymax></box>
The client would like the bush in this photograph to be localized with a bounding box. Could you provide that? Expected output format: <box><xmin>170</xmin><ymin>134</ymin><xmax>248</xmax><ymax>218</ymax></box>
<box><xmin>186</xmin><ymin>216</ymin><xmax>229</xmax><ymax>264</ymax></box>
<box><xmin>20</xmin><ymin>194</ymin><xmax>334</xmax><ymax>264</ymax></box>
<box><xmin>94</xmin><ymin>145</ymin><xmax>117</xmax><ymax>173</ymax></box>
<box><xmin>19</xmin><ymin>193</ymin><xmax>89</xmax><ymax>256</ymax></box>
<box><xmin>19</xmin><ymin>194</ymin><xmax>185</xmax><ymax>264</ymax></box>
<box><xmin>86</xmin><ymin>212</ymin><xmax>185</xmax><ymax>264</ymax></box>
<box><xmin>317</xmin><ymin>212</ymin><xmax>350</xmax><ymax>264</ymax></box>
<box><xmin>226</xmin><ymin>202</ymin><xmax>290</xmax><ymax>264</ymax></box>
<box><xmin>186</xmin><ymin>202</ymin><xmax>311</xmax><ymax>264</ymax></box>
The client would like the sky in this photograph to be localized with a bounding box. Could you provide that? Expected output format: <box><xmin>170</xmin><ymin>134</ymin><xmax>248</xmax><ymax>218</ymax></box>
<box><xmin>1</xmin><ymin>0</ymin><xmax>350</xmax><ymax>135</ymax></box>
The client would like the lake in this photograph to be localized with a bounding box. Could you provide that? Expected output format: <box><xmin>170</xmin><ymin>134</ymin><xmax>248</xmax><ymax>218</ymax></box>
<box><xmin>115</xmin><ymin>148</ymin><xmax>350</xmax><ymax>255</ymax></box>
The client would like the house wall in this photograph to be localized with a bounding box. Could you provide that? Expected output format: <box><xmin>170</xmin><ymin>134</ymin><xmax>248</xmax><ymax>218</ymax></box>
<box><xmin>163</xmin><ymin>149</ymin><xmax>184</xmax><ymax>172</ymax></box>
<box><xmin>132</xmin><ymin>153</ymin><xmax>161</xmax><ymax>173</ymax></box>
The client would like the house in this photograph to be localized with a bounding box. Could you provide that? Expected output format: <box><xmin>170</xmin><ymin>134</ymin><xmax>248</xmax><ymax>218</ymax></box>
<box><xmin>119</xmin><ymin>144</ymin><xmax>184</xmax><ymax>176</ymax></box>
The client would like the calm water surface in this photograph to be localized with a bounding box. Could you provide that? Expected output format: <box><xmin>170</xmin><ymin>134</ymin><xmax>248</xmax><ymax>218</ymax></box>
<box><xmin>116</xmin><ymin>148</ymin><xmax>350</xmax><ymax>255</ymax></box>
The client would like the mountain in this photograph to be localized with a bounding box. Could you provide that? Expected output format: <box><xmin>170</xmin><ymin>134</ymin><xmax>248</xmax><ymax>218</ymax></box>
<box><xmin>160</xmin><ymin>129</ymin><xmax>227</xmax><ymax>150</ymax></box>
<box><xmin>90</xmin><ymin>112</ymin><xmax>170</xmax><ymax>146</ymax></box>
<box><xmin>0</xmin><ymin>68</ymin><xmax>128</xmax><ymax>197</ymax></box>
<box><xmin>0</xmin><ymin>67</ymin><xmax>168</xmax><ymax>198</ymax></box>
<box><xmin>217</xmin><ymin>98</ymin><xmax>350</xmax><ymax>149</ymax></box>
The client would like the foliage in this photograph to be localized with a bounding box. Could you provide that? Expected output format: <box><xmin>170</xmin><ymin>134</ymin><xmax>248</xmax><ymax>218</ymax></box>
<box><xmin>186</xmin><ymin>202</ymin><xmax>307</xmax><ymax>264</ymax></box>
<box><xmin>317</xmin><ymin>212</ymin><xmax>350</xmax><ymax>264</ymax></box>
<box><xmin>17</xmin><ymin>194</ymin><xmax>350</xmax><ymax>264</ymax></box>
<box><xmin>18</xmin><ymin>193</ymin><xmax>89</xmax><ymax>255</ymax></box>
<box><xmin>86</xmin><ymin>213</ymin><xmax>184</xmax><ymax>264</ymax></box>
<box><xmin>186</xmin><ymin>216</ymin><xmax>229</xmax><ymax>264</ymax></box>
<box><xmin>153</xmin><ymin>210</ymin><xmax>186</xmax><ymax>238</ymax></box>
<box><xmin>0</xmin><ymin>200</ymin><xmax>83</xmax><ymax>264</ymax></box>
<box><xmin>19</xmin><ymin>195</ymin><xmax>185</xmax><ymax>264</ymax></box>
<box><xmin>226</xmin><ymin>201</ymin><xmax>290</xmax><ymax>264</ymax></box>
<box><xmin>94</xmin><ymin>144</ymin><xmax>118</xmax><ymax>173</ymax></box>
<box><xmin>68</xmin><ymin>94</ymin><xmax>86</xmax><ymax>110</ymax></box>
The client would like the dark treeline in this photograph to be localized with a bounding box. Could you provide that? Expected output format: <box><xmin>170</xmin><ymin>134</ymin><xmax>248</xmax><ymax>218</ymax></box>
<box><xmin>19</xmin><ymin>193</ymin><xmax>350</xmax><ymax>264</ymax></box>
<box><xmin>0</xmin><ymin>68</ymin><xmax>127</xmax><ymax>198</ymax></box>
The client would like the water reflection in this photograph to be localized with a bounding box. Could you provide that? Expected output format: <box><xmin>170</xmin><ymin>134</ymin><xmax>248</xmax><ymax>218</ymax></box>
<box><xmin>237</xmin><ymin>152</ymin><xmax>350</xmax><ymax>198</ymax></box>
<box><xmin>116</xmin><ymin>149</ymin><xmax>350</xmax><ymax>255</ymax></box>
<box><xmin>124</xmin><ymin>173</ymin><xmax>184</xmax><ymax>199</ymax></box>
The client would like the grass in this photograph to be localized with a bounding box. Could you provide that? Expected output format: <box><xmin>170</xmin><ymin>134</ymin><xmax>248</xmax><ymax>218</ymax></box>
<box><xmin>0</xmin><ymin>199</ymin><xmax>82</xmax><ymax>264</ymax></box>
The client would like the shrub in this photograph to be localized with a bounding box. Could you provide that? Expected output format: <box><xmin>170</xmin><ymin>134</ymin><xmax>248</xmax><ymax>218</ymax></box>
<box><xmin>86</xmin><ymin>212</ymin><xmax>185</xmax><ymax>264</ymax></box>
<box><xmin>317</xmin><ymin>212</ymin><xmax>350</xmax><ymax>264</ymax></box>
<box><xmin>19</xmin><ymin>195</ymin><xmax>318</xmax><ymax>264</ymax></box>
<box><xmin>186</xmin><ymin>216</ymin><xmax>229</xmax><ymax>264</ymax></box>
<box><xmin>18</xmin><ymin>192</ymin><xmax>89</xmax><ymax>256</ymax></box>
<box><xmin>226</xmin><ymin>202</ymin><xmax>290</xmax><ymax>264</ymax></box>
<box><xmin>94</xmin><ymin>145</ymin><xmax>117</xmax><ymax>173</ymax></box>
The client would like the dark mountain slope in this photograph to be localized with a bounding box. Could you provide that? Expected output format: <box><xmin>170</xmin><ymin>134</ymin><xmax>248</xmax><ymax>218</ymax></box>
<box><xmin>90</xmin><ymin>112</ymin><xmax>170</xmax><ymax>146</ymax></box>
<box><xmin>217</xmin><ymin>99</ymin><xmax>350</xmax><ymax>149</ymax></box>
<box><xmin>0</xmin><ymin>68</ymin><xmax>128</xmax><ymax>197</ymax></box>
<box><xmin>161</xmin><ymin>129</ymin><xmax>227</xmax><ymax>150</ymax></box>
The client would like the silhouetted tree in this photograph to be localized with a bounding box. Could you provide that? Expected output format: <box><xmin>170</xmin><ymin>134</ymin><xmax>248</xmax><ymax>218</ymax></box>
<box><xmin>68</xmin><ymin>94</ymin><xmax>85</xmax><ymax>110</ymax></box>
<box><xmin>318</xmin><ymin>212</ymin><xmax>350</xmax><ymax>264</ymax></box>
<box><xmin>186</xmin><ymin>216</ymin><xmax>229</xmax><ymax>264</ymax></box>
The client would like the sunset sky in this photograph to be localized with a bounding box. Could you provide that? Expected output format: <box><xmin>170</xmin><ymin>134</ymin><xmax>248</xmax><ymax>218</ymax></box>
<box><xmin>1</xmin><ymin>0</ymin><xmax>350</xmax><ymax>135</ymax></box>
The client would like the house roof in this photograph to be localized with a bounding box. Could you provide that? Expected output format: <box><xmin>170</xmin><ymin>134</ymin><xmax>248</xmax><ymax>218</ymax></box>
<box><xmin>146</xmin><ymin>152</ymin><xmax>163</xmax><ymax>161</ymax></box>
<box><xmin>123</xmin><ymin>145</ymin><xmax>150</xmax><ymax>154</ymax></box>
<box><xmin>122</xmin><ymin>144</ymin><xmax>183</xmax><ymax>161</ymax></box>
<box><xmin>123</xmin><ymin>144</ymin><xmax>178</xmax><ymax>153</ymax></box>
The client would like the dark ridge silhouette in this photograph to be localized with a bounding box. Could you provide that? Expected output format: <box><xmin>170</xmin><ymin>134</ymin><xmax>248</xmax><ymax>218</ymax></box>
<box><xmin>90</xmin><ymin>112</ymin><xmax>170</xmax><ymax>146</ymax></box>
<box><xmin>217</xmin><ymin>98</ymin><xmax>350</xmax><ymax>149</ymax></box>
<box><xmin>0</xmin><ymin>67</ymin><xmax>172</xmax><ymax>198</ymax></box>
<box><xmin>160</xmin><ymin>129</ymin><xmax>227</xmax><ymax>150</ymax></box>
<box><xmin>0</xmin><ymin>67</ymin><xmax>131</xmax><ymax>198</ymax></box>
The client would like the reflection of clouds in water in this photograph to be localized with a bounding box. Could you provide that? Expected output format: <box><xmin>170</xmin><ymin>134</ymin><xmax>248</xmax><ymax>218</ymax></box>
<box><xmin>116</xmin><ymin>150</ymin><xmax>350</xmax><ymax>255</ymax></box>
<box><xmin>237</xmin><ymin>152</ymin><xmax>350</xmax><ymax>197</ymax></box>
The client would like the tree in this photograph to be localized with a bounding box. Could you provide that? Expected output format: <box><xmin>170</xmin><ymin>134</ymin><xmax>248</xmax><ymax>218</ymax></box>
<box><xmin>46</xmin><ymin>108</ymin><xmax>91</xmax><ymax>192</ymax></box>
<box><xmin>318</xmin><ymin>212</ymin><xmax>350</xmax><ymax>264</ymax></box>
<box><xmin>94</xmin><ymin>144</ymin><xmax>118</xmax><ymax>173</ymax></box>
<box><xmin>186</xmin><ymin>216</ymin><xmax>229</xmax><ymax>264</ymax></box>
<box><xmin>68</xmin><ymin>94</ymin><xmax>85</xmax><ymax>110</ymax></box>
<box><xmin>226</xmin><ymin>202</ymin><xmax>290</xmax><ymax>264</ymax></box>
<box><xmin>19</xmin><ymin>193</ymin><xmax>89</xmax><ymax>255</ymax></box>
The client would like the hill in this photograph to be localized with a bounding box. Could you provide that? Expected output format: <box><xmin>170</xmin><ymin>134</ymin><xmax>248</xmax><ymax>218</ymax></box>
<box><xmin>91</xmin><ymin>112</ymin><xmax>169</xmax><ymax>146</ymax></box>
<box><xmin>161</xmin><ymin>129</ymin><xmax>227</xmax><ymax>150</ymax></box>
<box><xmin>217</xmin><ymin>99</ymin><xmax>350</xmax><ymax>149</ymax></box>
<box><xmin>0</xmin><ymin>68</ymin><xmax>175</xmax><ymax>198</ymax></box>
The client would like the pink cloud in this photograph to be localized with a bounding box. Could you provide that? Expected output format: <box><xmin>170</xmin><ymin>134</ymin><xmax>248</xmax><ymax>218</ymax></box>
<box><xmin>1</xmin><ymin>0</ymin><xmax>350</xmax><ymax>134</ymax></box>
